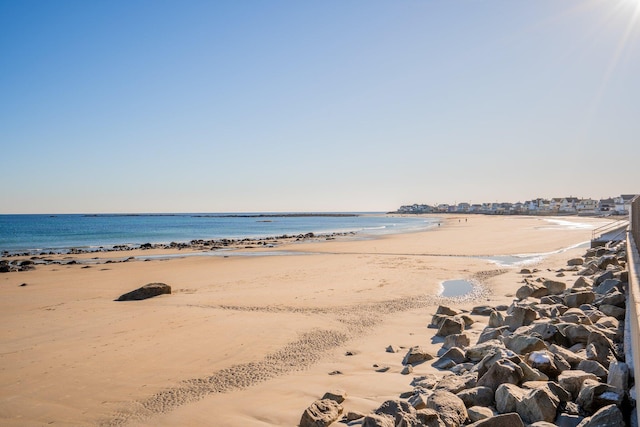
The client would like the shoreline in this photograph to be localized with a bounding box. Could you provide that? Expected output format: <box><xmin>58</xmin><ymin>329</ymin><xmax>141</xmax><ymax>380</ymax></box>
<box><xmin>0</xmin><ymin>214</ymin><xmax>617</xmax><ymax>426</ymax></box>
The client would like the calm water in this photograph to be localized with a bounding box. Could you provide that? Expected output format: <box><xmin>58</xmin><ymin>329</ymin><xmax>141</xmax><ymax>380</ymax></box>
<box><xmin>439</xmin><ymin>279</ymin><xmax>475</xmax><ymax>297</ymax></box>
<box><xmin>0</xmin><ymin>213</ymin><xmax>437</xmax><ymax>254</ymax></box>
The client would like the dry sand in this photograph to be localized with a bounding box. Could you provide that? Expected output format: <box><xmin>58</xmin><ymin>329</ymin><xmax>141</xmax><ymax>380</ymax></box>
<box><xmin>0</xmin><ymin>215</ymin><xmax>613</xmax><ymax>426</ymax></box>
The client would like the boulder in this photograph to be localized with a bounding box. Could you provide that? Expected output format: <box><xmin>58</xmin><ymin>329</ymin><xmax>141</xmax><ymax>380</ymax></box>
<box><xmin>434</xmin><ymin>373</ymin><xmax>477</xmax><ymax>394</ymax></box>
<box><xmin>606</xmin><ymin>361</ymin><xmax>629</xmax><ymax>391</ymax></box>
<box><xmin>505</xmin><ymin>306</ymin><xmax>537</xmax><ymax>331</ymax></box>
<box><xmin>477</xmin><ymin>359</ymin><xmax>524</xmax><ymax>392</ymax></box>
<box><xmin>558</xmin><ymin>370</ymin><xmax>598</xmax><ymax>400</ymax></box>
<box><xmin>386</xmin><ymin>345</ymin><xmax>401</xmax><ymax>353</ymax></box>
<box><xmin>549</xmin><ymin>344</ymin><xmax>585</xmax><ymax>367</ymax></box>
<box><xmin>516</xmin><ymin>283</ymin><xmax>547</xmax><ymax>300</ymax></box>
<box><xmin>601</xmin><ymin>291</ymin><xmax>625</xmax><ymax>308</ymax></box>
<box><xmin>572</xmin><ymin>276</ymin><xmax>592</xmax><ymax>289</ymax></box>
<box><xmin>575</xmin><ymin>404</ymin><xmax>624</xmax><ymax>427</ymax></box>
<box><xmin>426</xmin><ymin>391</ymin><xmax>468</xmax><ymax>427</ymax></box>
<box><xmin>477</xmin><ymin>326</ymin><xmax>509</xmax><ymax>344</ymax></box>
<box><xmin>598</xmin><ymin>304</ymin><xmax>625</xmax><ymax>320</ymax></box>
<box><xmin>563</xmin><ymin>324</ymin><xmax>593</xmax><ymax>345</ymax></box>
<box><xmin>518</xmin><ymin>362</ymin><xmax>549</xmax><ymax>382</ymax></box>
<box><xmin>116</xmin><ymin>283</ymin><xmax>171</xmax><ymax>301</ymax></box>
<box><xmin>543</xmin><ymin>279</ymin><xmax>566</xmax><ymax>295</ymax></box>
<box><xmin>416</xmin><ymin>408</ymin><xmax>446</xmax><ymax>427</ymax></box>
<box><xmin>503</xmin><ymin>334</ymin><xmax>547</xmax><ymax>355</ymax></box>
<box><xmin>516</xmin><ymin>386</ymin><xmax>560</xmax><ymax>423</ymax></box>
<box><xmin>365</xmin><ymin>400</ymin><xmax>418</xmax><ymax>427</ymax></box>
<box><xmin>467</xmin><ymin>413</ymin><xmax>525</xmax><ymax>427</ymax></box>
<box><xmin>443</xmin><ymin>333</ymin><xmax>470</xmax><ymax>350</ymax></box>
<box><xmin>465</xmin><ymin>340</ymin><xmax>506</xmax><ymax>362</ymax></box>
<box><xmin>527</xmin><ymin>350</ymin><xmax>570</xmax><ymax>378</ymax></box>
<box><xmin>437</xmin><ymin>317</ymin><xmax>465</xmax><ymax>337</ymax></box>
<box><xmin>361</xmin><ymin>413</ymin><xmax>395</xmax><ymax>427</ymax></box>
<box><xmin>577</xmin><ymin>360</ymin><xmax>609</xmax><ymax>381</ymax></box>
<box><xmin>321</xmin><ymin>389</ymin><xmax>347</xmax><ymax>404</ymax></box>
<box><xmin>488</xmin><ymin>310</ymin><xmax>504</xmax><ymax>328</ymax></box>
<box><xmin>299</xmin><ymin>399</ymin><xmax>343</xmax><ymax>427</ymax></box>
<box><xmin>495</xmin><ymin>383</ymin><xmax>526</xmax><ymax>413</ymax></box>
<box><xmin>564</xmin><ymin>292</ymin><xmax>595</xmax><ymax>308</ymax></box>
<box><xmin>472</xmin><ymin>305</ymin><xmax>495</xmax><ymax>316</ymax></box>
<box><xmin>594</xmin><ymin>278</ymin><xmax>621</xmax><ymax>295</ymax></box>
<box><xmin>576</xmin><ymin>379</ymin><xmax>623</xmax><ymax>414</ymax></box>
<box><xmin>403</xmin><ymin>346</ymin><xmax>434</xmax><ymax>365</ymax></box>
<box><xmin>456</xmin><ymin>386</ymin><xmax>494</xmax><ymax>408</ymax></box>
<box><xmin>567</xmin><ymin>258</ymin><xmax>584</xmax><ymax>266</ymax></box>
<box><xmin>408</xmin><ymin>393</ymin><xmax>428</xmax><ymax>410</ymax></box>
<box><xmin>437</xmin><ymin>305</ymin><xmax>461</xmax><ymax>316</ymax></box>
<box><xmin>439</xmin><ymin>347</ymin><xmax>467</xmax><ymax>364</ymax></box>
<box><xmin>556</xmin><ymin>413</ymin><xmax>584</xmax><ymax>427</ymax></box>
<box><xmin>585</xmin><ymin>330</ymin><xmax>614</xmax><ymax>367</ymax></box>
<box><xmin>468</xmin><ymin>406</ymin><xmax>493</xmax><ymax>423</ymax></box>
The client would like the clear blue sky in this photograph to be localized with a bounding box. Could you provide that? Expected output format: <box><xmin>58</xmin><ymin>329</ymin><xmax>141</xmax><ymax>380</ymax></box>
<box><xmin>1</xmin><ymin>0</ymin><xmax>639</xmax><ymax>213</ymax></box>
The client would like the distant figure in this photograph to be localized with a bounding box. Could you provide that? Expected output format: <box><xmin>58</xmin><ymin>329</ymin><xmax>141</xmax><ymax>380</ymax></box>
<box><xmin>465</xmin><ymin>218</ymin><xmax>467</xmax><ymax>222</ymax></box>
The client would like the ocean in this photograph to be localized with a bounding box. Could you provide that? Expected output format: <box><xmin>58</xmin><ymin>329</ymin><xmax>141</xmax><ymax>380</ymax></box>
<box><xmin>0</xmin><ymin>213</ymin><xmax>438</xmax><ymax>255</ymax></box>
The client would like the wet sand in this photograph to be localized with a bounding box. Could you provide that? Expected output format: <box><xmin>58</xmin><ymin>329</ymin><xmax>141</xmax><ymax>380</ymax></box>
<box><xmin>0</xmin><ymin>215</ymin><xmax>612</xmax><ymax>426</ymax></box>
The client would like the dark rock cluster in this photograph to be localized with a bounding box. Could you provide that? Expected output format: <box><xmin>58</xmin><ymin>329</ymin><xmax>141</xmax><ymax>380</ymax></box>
<box><xmin>300</xmin><ymin>240</ymin><xmax>633</xmax><ymax>426</ymax></box>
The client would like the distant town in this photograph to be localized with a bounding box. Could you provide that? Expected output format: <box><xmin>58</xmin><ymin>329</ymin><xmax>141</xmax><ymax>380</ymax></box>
<box><xmin>394</xmin><ymin>194</ymin><xmax>638</xmax><ymax>216</ymax></box>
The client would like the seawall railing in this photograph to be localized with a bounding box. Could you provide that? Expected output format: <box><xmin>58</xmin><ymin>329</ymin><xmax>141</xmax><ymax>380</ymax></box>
<box><xmin>626</xmin><ymin>195</ymin><xmax>640</xmax><ymax>426</ymax></box>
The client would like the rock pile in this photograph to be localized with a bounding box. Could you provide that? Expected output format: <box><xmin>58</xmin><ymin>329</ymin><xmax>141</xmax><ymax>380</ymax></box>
<box><xmin>299</xmin><ymin>240</ymin><xmax>634</xmax><ymax>426</ymax></box>
<box><xmin>0</xmin><ymin>259</ymin><xmax>36</xmax><ymax>273</ymax></box>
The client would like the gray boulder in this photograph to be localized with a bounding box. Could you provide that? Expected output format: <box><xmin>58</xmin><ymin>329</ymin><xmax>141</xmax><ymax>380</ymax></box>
<box><xmin>516</xmin><ymin>386</ymin><xmax>560</xmax><ymax>423</ymax></box>
<box><xmin>477</xmin><ymin>359</ymin><xmax>524</xmax><ymax>392</ymax></box>
<box><xmin>321</xmin><ymin>389</ymin><xmax>346</xmax><ymax>404</ymax></box>
<box><xmin>468</xmin><ymin>406</ymin><xmax>493</xmax><ymax>423</ymax></box>
<box><xmin>403</xmin><ymin>346</ymin><xmax>434</xmax><ymax>365</ymax></box>
<box><xmin>558</xmin><ymin>370</ymin><xmax>599</xmax><ymax>400</ymax></box>
<box><xmin>543</xmin><ymin>279</ymin><xmax>566</xmax><ymax>295</ymax></box>
<box><xmin>505</xmin><ymin>306</ymin><xmax>537</xmax><ymax>331</ymax></box>
<box><xmin>456</xmin><ymin>386</ymin><xmax>494</xmax><ymax>408</ymax></box>
<box><xmin>426</xmin><ymin>391</ymin><xmax>468</xmax><ymax>427</ymax></box>
<box><xmin>564</xmin><ymin>292</ymin><xmax>595</xmax><ymax>308</ymax></box>
<box><xmin>503</xmin><ymin>334</ymin><xmax>547</xmax><ymax>355</ymax></box>
<box><xmin>606</xmin><ymin>361</ymin><xmax>629</xmax><ymax>391</ymax></box>
<box><xmin>116</xmin><ymin>282</ymin><xmax>171</xmax><ymax>301</ymax></box>
<box><xmin>364</xmin><ymin>399</ymin><xmax>418</xmax><ymax>427</ymax></box>
<box><xmin>437</xmin><ymin>317</ymin><xmax>465</xmax><ymax>337</ymax></box>
<box><xmin>495</xmin><ymin>383</ymin><xmax>526</xmax><ymax>413</ymax></box>
<box><xmin>577</xmin><ymin>360</ymin><xmax>609</xmax><ymax>381</ymax></box>
<box><xmin>443</xmin><ymin>333</ymin><xmax>470</xmax><ymax>350</ymax></box>
<box><xmin>575</xmin><ymin>404</ymin><xmax>624</xmax><ymax>427</ymax></box>
<box><xmin>434</xmin><ymin>373</ymin><xmax>477</xmax><ymax>394</ymax></box>
<box><xmin>437</xmin><ymin>305</ymin><xmax>461</xmax><ymax>316</ymax></box>
<box><xmin>576</xmin><ymin>379</ymin><xmax>623</xmax><ymax>414</ymax></box>
<box><xmin>467</xmin><ymin>413</ymin><xmax>525</xmax><ymax>427</ymax></box>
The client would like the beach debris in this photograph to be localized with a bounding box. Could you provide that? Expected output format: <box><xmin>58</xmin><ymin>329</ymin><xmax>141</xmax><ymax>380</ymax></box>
<box><xmin>115</xmin><ymin>282</ymin><xmax>171</xmax><ymax>301</ymax></box>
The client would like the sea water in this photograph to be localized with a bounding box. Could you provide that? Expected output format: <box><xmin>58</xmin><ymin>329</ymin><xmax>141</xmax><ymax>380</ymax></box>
<box><xmin>0</xmin><ymin>213</ymin><xmax>438</xmax><ymax>254</ymax></box>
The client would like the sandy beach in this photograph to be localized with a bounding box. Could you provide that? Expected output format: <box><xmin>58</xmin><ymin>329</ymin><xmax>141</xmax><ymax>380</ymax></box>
<box><xmin>0</xmin><ymin>215</ymin><xmax>614</xmax><ymax>426</ymax></box>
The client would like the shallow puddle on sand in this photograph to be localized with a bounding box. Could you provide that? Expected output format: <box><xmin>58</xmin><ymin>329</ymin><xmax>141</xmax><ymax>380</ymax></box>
<box><xmin>440</xmin><ymin>279</ymin><xmax>474</xmax><ymax>297</ymax></box>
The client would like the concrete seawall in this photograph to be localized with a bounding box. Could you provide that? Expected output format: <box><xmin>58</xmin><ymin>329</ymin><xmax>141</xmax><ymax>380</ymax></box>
<box><xmin>626</xmin><ymin>195</ymin><xmax>640</xmax><ymax>426</ymax></box>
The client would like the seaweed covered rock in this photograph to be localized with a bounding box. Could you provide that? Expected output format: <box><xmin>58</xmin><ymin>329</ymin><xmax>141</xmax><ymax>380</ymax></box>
<box><xmin>116</xmin><ymin>282</ymin><xmax>171</xmax><ymax>301</ymax></box>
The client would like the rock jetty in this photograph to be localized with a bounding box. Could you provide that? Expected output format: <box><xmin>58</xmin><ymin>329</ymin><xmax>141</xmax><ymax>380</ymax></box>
<box><xmin>300</xmin><ymin>239</ymin><xmax>634</xmax><ymax>426</ymax></box>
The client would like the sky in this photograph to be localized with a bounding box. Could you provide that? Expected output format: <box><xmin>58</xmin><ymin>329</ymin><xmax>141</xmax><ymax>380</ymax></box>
<box><xmin>1</xmin><ymin>0</ymin><xmax>639</xmax><ymax>214</ymax></box>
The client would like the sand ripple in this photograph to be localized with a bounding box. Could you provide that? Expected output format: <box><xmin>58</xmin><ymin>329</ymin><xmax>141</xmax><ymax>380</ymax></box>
<box><xmin>101</xmin><ymin>270</ymin><xmax>502</xmax><ymax>426</ymax></box>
